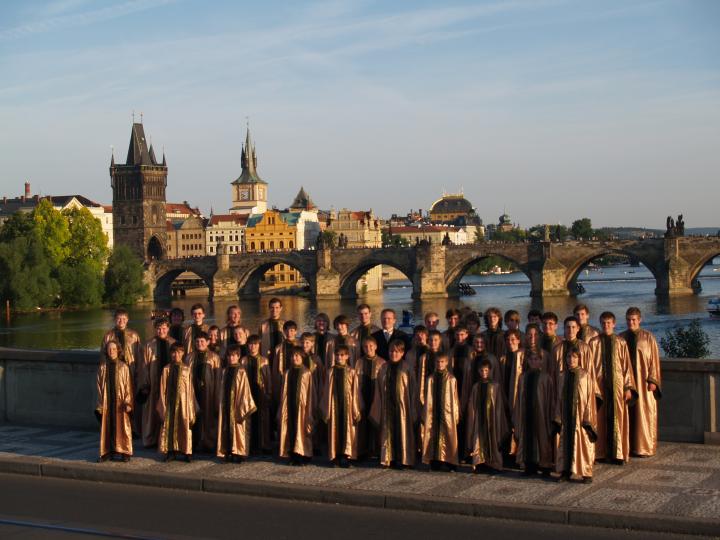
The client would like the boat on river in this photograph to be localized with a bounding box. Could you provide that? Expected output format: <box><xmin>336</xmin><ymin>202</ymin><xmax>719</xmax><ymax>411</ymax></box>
<box><xmin>708</xmin><ymin>298</ymin><xmax>720</xmax><ymax>319</ymax></box>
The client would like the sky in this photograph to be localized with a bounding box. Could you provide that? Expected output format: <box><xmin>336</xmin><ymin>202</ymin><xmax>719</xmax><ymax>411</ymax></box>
<box><xmin>0</xmin><ymin>0</ymin><xmax>718</xmax><ymax>229</ymax></box>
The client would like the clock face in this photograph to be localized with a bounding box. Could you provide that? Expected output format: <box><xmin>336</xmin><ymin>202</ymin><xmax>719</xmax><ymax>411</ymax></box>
<box><xmin>240</xmin><ymin>189</ymin><xmax>249</xmax><ymax>200</ymax></box>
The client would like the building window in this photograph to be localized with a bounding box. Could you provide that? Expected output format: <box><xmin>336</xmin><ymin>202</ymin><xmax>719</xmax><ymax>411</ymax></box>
<box><xmin>260</xmin><ymin>242</ymin><xmax>265</xmax><ymax>250</ymax></box>
<box><xmin>270</xmin><ymin>241</ymin><xmax>274</xmax><ymax>250</ymax></box>
<box><xmin>289</xmin><ymin>241</ymin><xmax>294</xmax><ymax>249</ymax></box>
<box><xmin>279</xmin><ymin>241</ymin><xmax>284</xmax><ymax>249</ymax></box>
<box><xmin>251</xmin><ymin>242</ymin><xmax>255</xmax><ymax>250</ymax></box>
<box><xmin>289</xmin><ymin>274</ymin><xmax>295</xmax><ymax>281</ymax></box>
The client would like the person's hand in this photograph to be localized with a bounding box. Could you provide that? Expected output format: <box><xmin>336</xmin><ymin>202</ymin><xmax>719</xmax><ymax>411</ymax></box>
<box><xmin>647</xmin><ymin>383</ymin><xmax>657</xmax><ymax>393</ymax></box>
<box><xmin>124</xmin><ymin>404</ymin><xmax>132</xmax><ymax>414</ymax></box>
<box><xmin>625</xmin><ymin>390</ymin><xmax>633</xmax><ymax>401</ymax></box>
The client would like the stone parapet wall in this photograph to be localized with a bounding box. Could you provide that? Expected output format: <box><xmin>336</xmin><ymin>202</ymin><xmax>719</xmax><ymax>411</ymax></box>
<box><xmin>0</xmin><ymin>347</ymin><xmax>718</xmax><ymax>442</ymax></box>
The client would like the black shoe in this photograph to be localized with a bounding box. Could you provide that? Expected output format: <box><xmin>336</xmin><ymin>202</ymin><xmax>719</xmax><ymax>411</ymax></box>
<box><xmin>339</xmin><ymin>456</ymin><xmax>350</xmax><ymax>468</ymax></box>
<box><xmin>582</xmin><ymin>476</ymin><xmax>593</xmax><ymax>483</ymax></box>
<box><xmin>163</xmin><ymin>453</ymin><xmax>172</xmax><ymax>462</ymax></box>
<box><xmin>97</xmin><ymin>454</ymin><xmax>110</xmax><ymax>463</ymax></box>
<box><xmin>184</xmin><ymin>454</ymin><xmax>192</xmax><ymax>463</ymax></box>
<box><xmin>557</xmin><ymin>472</ymin><xmax>570</xmax><ymax>483</ymax></box>
<box><xmin>331</xmin><ymin>458</ymin><xmax>339</xmax><ymax>468</ymax></box>
<box><xmin>121</xmin><ymin>454</ymin><xmax>130</xmax><ymax>463</ymax></box>
<box><xmin>232</xmin><ymin>455</ymin><xmax>245</xmax><ymax>464</ymax></box>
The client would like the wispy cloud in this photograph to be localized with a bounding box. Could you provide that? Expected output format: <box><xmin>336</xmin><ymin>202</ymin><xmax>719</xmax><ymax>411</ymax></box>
<box><xmin>0</xmin><ymin>0</ymin><xmax>177</xmax><ymax>41</ymax></box>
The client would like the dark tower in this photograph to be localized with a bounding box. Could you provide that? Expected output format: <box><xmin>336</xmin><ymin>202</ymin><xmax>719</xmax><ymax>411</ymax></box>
<box><xmin>110</xmin><ymin>122</ymin><xmax>168</xmax><ymax>262</ymax></box>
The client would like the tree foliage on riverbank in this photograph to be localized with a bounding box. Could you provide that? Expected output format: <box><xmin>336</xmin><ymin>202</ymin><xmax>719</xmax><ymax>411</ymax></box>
<box><xmin>660</xmin><ymin>319</ymin><xmax>710</xmax><ymax>359</ymax></box>
<box><xmin>104</xmin><ymin>246</ymin><xmax>149</xmax><ymax>306</ymax></box>
<box><xmin>0</xmin><ymin>201</ymin><xmax>117</xmax><ymax>309</ymax></box>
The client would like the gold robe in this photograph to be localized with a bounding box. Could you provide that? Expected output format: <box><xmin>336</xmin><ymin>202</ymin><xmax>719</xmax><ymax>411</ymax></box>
<box><xmin>554</xmin><ymin>367</ymin><xmax>597</xmax><ymax>478</ymax></box>
<box><xmin>351</xmin><ymin>324</ymin><xmax>380</xmax><ymax>359</ymax></box>
<box><xmin>414</xmin><ymin>349</ymin><xmax>436</xmax><ymax>409</ymax></box>
<box><xmin>96</xmin><ymin>359</ymin><xmax>134</xmax><ymax>457</ymax></box>
<box><xmin>370</xmin><ymin>361</ymin><xmax>418</xmax><ymax>466</ymax></box>
<box><xmin>499</xmin><ymin>348</ymin><xmax>527</xmax><ymax>411</ymax></box>
<box><xmin>481</xmin><ymin>329</ymin><xmax>507</xmax><ymax>360</ymax></box>
<box><xmin>278</xmin><ymin>365</ymin><xmax>315</xmax><ymax>458</ymax></box>
<box><xmin>216</xmin><ymin>365</ymin><xmax>257</xmax><ymax>458</ymax></box>
<box><xmin>241</xmin><ymin>354</ymin><xmax>273</xmax><ymax>452</ymax></box>
<box><xmin>219</xmin><ymin>324</ymin><xmax>249</xmax><ymax>347</ymax></box>
<box><xmin>320</xmin><ymin>364</ymin><xmax>362</xmax><ymax>460</ymax></box>
<box><xmin>589</xmin><ymin>334</ymin><xmax>638</xmax><ymax>461</ymax></box>
<box><xmin>421</xmin><ymin>370</ymin><xmax>460</xmax><ymax>465</ymax></box>
<box><xmin>138</xmin><ymin>336</ymin><xmax>175</xmax><ymax>447</ymax></box>
<box><xmin>101</xmin><ymin>328</ymin><xmax>142</xmax><ymax>381</ymax></box>
<box><xmin>260</xmin><ymin>318</ymin><xmax>285</xmax><ymax>360</ymax></box>
<box><xmin>272</xmin><ymin>340</ymin><xmax>299</xmax><ymax>407</ymax></box>
<box><xmin>182</xmin><ymin>323</ymin><xmax>209</xmax><ymax>354</ymax></box>
<box><xmin>157</xmin><ymin>363</ymin><xmax>197</xmax><ymax>455</ymax></box>
<box><xmin>313</xmin><ymin>331</ymin><xmax>335</xmax><ymax>368</ymax></box>
<box><xmin>403</xmin><ymin>344</ymin><xmax>428</xmax><ymax>382</ymax></box>
<box><xmin>579</xmin><ymin>324</ymin><xmax>600</xmax><ymax>344</ymax></box>
<box><xmin>186</xmin><ymin>350</ymin><xmax>222</xmax><ymax>451</ymax></box>
<box><xmin>513</xmin><ymin>368</ymin><xmax>554</xmax><ymax>469</ymax></box>
<box><xmin>324</xmin><ymin>334</ymin><xmax>358</xmax><ymax>369</ymax></box>
<box><xmin>355</xmin><ymin>354</ymin><xmax>385</xmax><ymax>457</ymax></box>
<box><xmin>460</xmin><ymin>351</ymin><xmax>501</xmax><ymax>414</ymax></box>
<box><xmin>552</xmin><ymin>339</ymin><xmax>598</xmax><ymax>400</ymax></box>
<box><xmin>465</xmin><ymin>380</ymin><xmax>508</xmax><ymax>470</ymax></box>
<box><xmin>620</xmin><ymin>329</ymin><xmax>662</xmax><ymax>457</ymax></box>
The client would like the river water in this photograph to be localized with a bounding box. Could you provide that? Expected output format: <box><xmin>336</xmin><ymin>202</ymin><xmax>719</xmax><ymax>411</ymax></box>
<box><xmin>2</xmin><ymin>261</ymin><xmax>720</xmax><ymax>355</ymax></box>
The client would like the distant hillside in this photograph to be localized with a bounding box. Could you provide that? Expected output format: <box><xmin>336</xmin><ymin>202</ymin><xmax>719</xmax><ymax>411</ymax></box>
<box><xmin>597</xmin><ymin>227</ymin><xmax>719</xmax><ymax>239</ymax></box>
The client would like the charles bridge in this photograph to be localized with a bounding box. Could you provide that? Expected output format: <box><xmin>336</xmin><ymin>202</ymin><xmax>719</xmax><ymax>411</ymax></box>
<box><xmin>145</xmin><ymin>236</ymin><xmax>720</xmax><ymax>300</ymax></box>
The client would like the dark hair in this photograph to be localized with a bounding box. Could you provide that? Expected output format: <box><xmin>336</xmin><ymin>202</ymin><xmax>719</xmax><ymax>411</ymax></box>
<box><xmin>389</xmin><ymin>339</ymin><xmax>406</xmax><ymax>352</ymax></box>
<box><xmin>170</xmin><ymin>343</ymin><xmax>185</xmax><ymax>354</ymax></box>
<box><xmin>454</xmin><ymin>325</ymin><xmax>469</xmax><ymax>333</ymax></box>
<box><xmin>114</xmin><ymin>308</ymin><xmax>129</xmax><ymax>318</ymax></box>
<box><xmin>413</xmin><ymin>324</ymin><xmax>428</xmax><ymax>336</ymax></box>
<box><xmin>226</xmin><ymin>305</ymin><xmax>240</xmax><ymax>317</ymax></box>
<box><xmin>525</xmin><ymin>323</ymin><xmax>541</xmax><ymax>334</ymax></box>
<box><xmin>527</xmin><ymin>309</ymin><xmax>542</xmax><ymax>320</ymax></box>
<box><xmin>505</xmin><ymin>329</ymin><xmax>522</xmax><ymax>340</ymax></box>
<box><xmin>362</xmin><ymin>335</ymin><xmax>377</xmax><ymax>346</ymax></box>
<box><xmin>335</xmin><ymin>344</ymin><xmax>350</xmax><ymax>356</ymax></box>
<box><xmin>446</xmin><ymin>308</ymin><xmax>461</xmax><ymax>319</ymax></box>
<box><xmin>464</xmin><ymin>312</ymin><xmax>481</xmax><ymax>326</ymax></box>
<box><xmin>563</xmin><ymin>316</ymin><xmax>580</xmax><ymax>327</ymax></box>
<box><xmin>170</xmin><ymin>307</ymin><xmax>184</xmax><ymax>317</ymax></box>
<box><xmin>195</xmin><ymin>331</ymin><xmax>210</xmax><ymax>341</ymax></box>
<box><xmin>268</xmin><ymin>297</ymin><xmax>282</xmax><ymax>307</ymax></box>
<box><xmin>599</xmin><ymin>311</ymin><xmax>616</xmax><ymax>322</ymax></box>
<box><xmin>626</xmin><ymin>306</ymin><xmax>641</xmax><ymax>318</ymax></box>
<box><xmin>190</xmin><ymin>303</ymin><xmax>204</xmax><ymax>313</ymax></box>
<box><xmin>478</xmin><ymin>359</ymin><xmax>492</xmax><ymax>371</ymax></box>
<box><xmin>315</xmin><ymin>313</ymin><xmax>330</xmax><ymax>325</ymax></box>
<box><xmin>290</xmin><ymin>346</ymin><xmax>305</xmax><ymax>358</ymax></box>
<box><xmin>573</xmin><ymin>303</ymin><xmax>590</xmax><ymax>315</ymax></box>
<box><xmin>208</xmin><ymin>325</ymin><xmax>220</xmax><ymax>333</ymax></box>
<box><xmin>356</xmin><ymin>304</ymin><xmax>371</xmax><ymax>312</ymax></box>
<box><xmin>381</xmin><ymin>308</ymin><xmax>396</xmax><ymax>318</ymax></box>
<box><xmin>300</xmin><ymin>332</ymin><xmax>315</xmax><ymax>342</ymax></box>
<box><xmin>333</xmin><ymin>315</ymin><xmax>350</xmax><ymax>328</ymax></box>
<box><xmin>566</xmin><ymin>346</ymin><xmax>581</xmax><ymax>358</ymax></box>
<box><xmin>541</xmin><ymin>312</ymin><xmax>558</xmax><ymax>323</ymax></box>
<box><xmin>154</xmin><ymin>317</ymin><xmax>170</xmax><ymax>328</ymax></box>
<box><xmin>283</xmin><ymin>320</ymin><xmax>297</xmax><ymax>332</ymax></box>
<box><xmin>104</xmin><ymin>339</ymin><xmax>124</xmax><ymax>361</ymax></box>
<box><xmin>428</xmin><ymin>330</ymin><xmax>442</xmax><ymax>340</ymax></box>
<box><xmin>226</xmin><ymin>345</ymin><xmax>242</xmax><ymax>358</ymax></box>
<box><xmin>246</xmin><ymin>334</ymin><xmax>261</xmax><ymax>345</ymax></box>
<box><xmin>504</xmin><ymin>309</ymin><xmax>520</xmax><ymax>323</ymax></box>
<box><xmin>484</xmin><ymin>307</ymin><xmax>503</xmax><ymax>329</ymax></box>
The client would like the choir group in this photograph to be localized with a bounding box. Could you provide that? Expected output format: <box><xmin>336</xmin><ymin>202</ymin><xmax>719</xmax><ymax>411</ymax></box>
<box><xmin>95</xmin><ymin>299</ymin><xmax>661</xmax><ymax>483</ymax></box>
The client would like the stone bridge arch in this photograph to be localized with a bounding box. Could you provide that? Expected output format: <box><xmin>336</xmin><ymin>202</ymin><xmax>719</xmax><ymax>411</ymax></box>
<box><xmin>233</xmin><ymin>252</ymin><xmax>318</xmax><ymax>299</ymax></box>
<box><xmin>564</xmin><ymin>246</ymin><xmax>660</xmax><ymax>293</ymax></box>
<box><xmin>443</xmin><ymin>244</ymin><xmax>532</xmax><ymax>296</ymax></box>
<box><xmin>335</xmin><ymin>250</ymin><xmax>418</xmax><ymax>299</ymax></box>
<box><xmin>148</xmin><ymin>258</ymin><xmax>217</xmax><ymax>300</ymax></box>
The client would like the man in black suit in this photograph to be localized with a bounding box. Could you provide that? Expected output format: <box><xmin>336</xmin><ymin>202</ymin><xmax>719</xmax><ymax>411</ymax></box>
<box><xmin>372</xmin><ymin>308</ymin><xmax>410</xmax><ymax>361</ymax></box>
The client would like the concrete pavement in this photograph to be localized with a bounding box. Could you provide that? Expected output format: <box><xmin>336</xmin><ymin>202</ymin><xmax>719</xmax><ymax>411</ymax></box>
<box><xmin>0</xmin><ymin>425</ymin><xmax>718</xmax><ymax>537</ymax></box>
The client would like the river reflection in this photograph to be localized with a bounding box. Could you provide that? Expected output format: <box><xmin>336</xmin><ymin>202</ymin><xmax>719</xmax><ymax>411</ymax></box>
<box><xmin>2</xmin><ymin>262</ymin><xmax>720</xmax><ymax>355</ymax></box>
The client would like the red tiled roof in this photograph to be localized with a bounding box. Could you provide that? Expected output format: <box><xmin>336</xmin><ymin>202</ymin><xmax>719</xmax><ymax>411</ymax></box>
<box><xmin>209</xmin><ymin>214</ymin><xmax>248</xmax><ymax>226</ymax></box>
<box><xmin>166</xmin><ymin>202</ymin><xmax>201</xmax><ymax>216</ymax></box>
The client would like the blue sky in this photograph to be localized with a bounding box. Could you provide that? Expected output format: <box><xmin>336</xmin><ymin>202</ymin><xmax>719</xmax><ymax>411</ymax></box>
<box><xmin>0</xmin><ymin>0</ymin><xmax>718</xmax><ymax>228</ymax></box>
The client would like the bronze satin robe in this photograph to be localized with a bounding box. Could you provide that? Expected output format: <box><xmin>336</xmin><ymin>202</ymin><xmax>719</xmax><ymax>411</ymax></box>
<box><xmin>182</xmin><ymin>323</ymin><xmax>209</xmax><ymax>354</ymax></box>
<box><xmin>620</xmin><ymin>329</ymin><xmax>662</xmax><ymax>457</ymax></box>
<box><xmin>552</xmin><ymin>339</ymin><xmax>599</xmax><ymax>400</ymax></box>
<box><xmin>481</xmin><ymin>329</ymin><xmax>507</xmax><ymax>360</ymax></box>
<box><xmin>324</xmin><ymin>334</ymin><xmax>358</xmax><ymax>369</ymax></box>
<box><xmin>421</xmin><ymin>370</ymin><xmax>460</xmax><ymax>466</ymax></box>
<box><xmin>272</xmin><ymin>340</ymin><xmax>299</xmax><ymax>406</ymax></box>
<box><xmin>101</xmin><ymin>328</ymin><xmax>142</xmax><ymax>382</ymax></box>
<box><xmin>403</xmin><ymin>344</ymin><xmax>428</xmax><ymax>382</ymax></box>
<box><xmin>219</xmin><ymin>324</ymin><xmax>249</xmax><ymax>347</ymax></box>
<box><xmin>370</xmin><ymin>362</ymin><xmax>418</xmax><ymax>467</ymax></box>
<box><xmin>138</xmin><ymin>336</ymin><xmax>175</xmax><ymax>447</ymax></box>
<box><xmin>157</xmin><ymin>363</ymin><xmax>197</xmax><ymax>455</ymax></box>
<box><xmin>278</xmin><ymin>366</ymin><xmax>315</xmax><ymax>458</ymax></box>
<box><xmin>351</xmin><ymin>324</ymin><xmax>380</xmax><ymax>359</ymax></box>
<box><xmin>513</xmin><ymin>368</ymin><xmax>554</xmax><ymax>469</ymax></box>
<box><xmin>216</xmin><ymin>366</ymin><xmax>257</xmax><ymax>458</ymax></box>
<box><xmin>240</xmin><ymin>355</ymin><xmax>274</xmax><ymax>452</ymax></box>
<box><xmin>499</xmin><ymin>349</ymin><xmax>526</xmax><ymax>455</ymax></box>
<box><xmin>554</xmin><ymin>367</ymin><xmax>598</xmax><ymax>478</ymax></box>
<box><xmin>186</xmin><ymin>350</ymin><xmax>222</xmax><ymax>451</ymax></box>
<box><xmin>320</xmin><ymin>364</ymin><xmax>362</xmax><ymax>460</ymax></box>
<box><xmin>355</xmin><ymin>354</ymin><xmax>386</xmax><ymax>457</ymax></box>
<box><xmin>590</xmin><ymin>334</ymin><xmax>638</xmax><ymax>461</ymax></box>
<box><xmin>96</xmin><ymin>360</ymin><xmax>134</xmax><ymax>457</ymax></box>
<box><xmin>465</xmin><ymin>380</ymin><xmax>508</xmax><ymax>470</ymax></box>
<box><xmin>260</xmin><ymin>318</ymin><xmax>285</xmax><ymax>360</ymax></box>
<box><xmin>579</xmin><ymin>324</ymin><xmax>600</xmax><ymax>344</ymax></box>
<box><xmin>460</xmin><ymin>352</ymin><xmax>501</xmax><ymax>414</ymax></box>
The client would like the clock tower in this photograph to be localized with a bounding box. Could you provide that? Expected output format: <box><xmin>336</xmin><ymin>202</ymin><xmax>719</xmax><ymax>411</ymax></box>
<box><xmin>230</xmin><ymin>127</ymin><xmax>268</xmax><ymax>215</ymax></box>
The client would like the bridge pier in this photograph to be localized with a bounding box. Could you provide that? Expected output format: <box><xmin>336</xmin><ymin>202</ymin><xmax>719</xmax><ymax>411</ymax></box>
<box><xmin>655</xmin><ymin>238</ymin><xmax>696</xmax><ymax>296</ymax></box>
<box><xmin>315</xmin><ymin>247</ymin><xmax>341</xmax><ymax>300</ymax></box>
<box><xmin>415</xmin><ymin>244</ymin><xmax>448</xmax><ymax>299</ymax></box>
<box><xmin>212</xmin><ymin>245</ymin><xmax>239</xmax><ymax>299</ymax></box>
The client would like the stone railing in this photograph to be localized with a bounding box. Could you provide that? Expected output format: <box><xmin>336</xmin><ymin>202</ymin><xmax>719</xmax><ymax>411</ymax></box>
<box><xmin>0</xmin><ymin>347</ymin><xmax>718</xmax><ymax>443</ymax></box>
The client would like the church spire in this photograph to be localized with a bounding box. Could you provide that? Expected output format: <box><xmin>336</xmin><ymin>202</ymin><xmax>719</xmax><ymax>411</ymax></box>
<box><xmin>232</xmin><ymin>124</ymin><xmax>266</xmax><ymax>186</ymax></box>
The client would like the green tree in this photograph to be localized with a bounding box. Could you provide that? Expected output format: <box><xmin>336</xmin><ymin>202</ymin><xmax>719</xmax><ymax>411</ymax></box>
<box><xmin>571</xmin><ymin>218</ymin><xmax>593</xmax><ymax>240</ymax></box>
<box><xmin>58</xmin><ymin>259</ymin><xmax>105</xmax><ymax>307</ymax></box>
<box><xmin>0</xmin><ymin>235</ymin><xmax>59</xmax><ymax>310</ymax></box>
<box><xmin>104</xmin><ymin>246</ymin><xmax>149</xmax><ymax>305</ymax></box>
<box><xmin>491</xmin><ymin>228</ymin><xmax>526</xmax><ymax>242</ymax></box>
<box><xmin>320</xmin><ymin>230</ymin><xmax>337</xmax><ymax>248</ymax></box>
<box><xmin>0</xmin><ymin>212</ymin><xmax>34</xmax><ymax>243</ymax></box>
<box><xmin>32</xmin><ymin>199</ymin><xmax>70</xmax><ymax>268</ymax></box>
<box><xmin>64</xmin><ymin>207</ymin><xmax>109</xmax><ymax>268</ymax></box>
<box><xmin>382</xmin><ymin>230</ymin><xmax>410</xmax><ymax>247</ymax></box>
<box><xmin>660</xmin><ymin>319</ymin><xmax>710</xmax><ymax>358</ymax></box>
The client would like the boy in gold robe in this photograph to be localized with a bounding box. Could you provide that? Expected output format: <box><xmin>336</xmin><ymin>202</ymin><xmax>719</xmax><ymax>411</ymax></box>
<box><xmin>96</xmin><ymin>340</ymin><xmax>134</xmax><ymax>462</ymax></box>
<box><xmin>321</xmin><ymin>345</ymin><xmax>362</xmax><ymax>467</ymax></box>
<box><xmin>355</xmin><ymin>336</ymin><xmax>385</xmax><ymax>460</ymax></box>
<box><xmin>552</xmin><ymin>316</ymin><xmax>596</xmax><ymax>391</ymax></box>
<box><xmin>465</xmin><ymin>360</ymin><xmax>508</xmax><ymax>474</ymax></box>
<box><xmin>370</xmin><ymin>339</ymin><xmax>418</xmax><ymax>469</ymax></box>
<box><xmin>421</xmin><ymin>353</ymin><xmax>460</xmax><ymax>471</ymax></box>
<box><xmin>541</xmin><ymin>312</ymin><xmax>562</xmax><ymax>356</ymax></box>
<box><xmin>187</xmin><ymin>331</ymin><xmax>222</xmax><ymax>453</ymax></box>
<box><xmin>351</xmin><ymin>304</ymin><xmax>380</xmax><ymax>356</ymax></box>
<box><xmin>183</xmin><ymin>303</ymin><xmax>208</xmax><ymax>354</ymax></box>
<box><xmin>219</xmin><ymin>305</ymin><xmax>249</xmax><ymax>354</ymax></box>
<box><xmin>325</xmin><ymin>315</ymin><xmax>358</xmax><ymax>369</ymax></box>
<box><xmin>574</xmin><ymin>304</ymin><xmax>599</xmax><ymax>344</ymax></box>
<box><xmin>461</xmin><ymin>335</ymin><xmax>501</xmax><ymax>414</ymax></box>
<box><xmin>273</xmin><ymin>321</ymin><xmax>300</xmax><ymax>406</ymax></box>
<box><xmin>513</xmin><ymin>353</ymin><xmax>554</xmax><ymax>476</ymax></box>
<box><xmin>259</xmin><ymin>297</ymin><xmax>285</xmax><ymax>363</ymax></box>
<box><xmin>216</xmin><ymin>345</ymin><xmax>257</xmax><ymax>463</ymax></box>
<box><xmin>242</xmin><ymin>335</ymin><xmax>273</xmax><ymax>455</ymax></box>
<box><xmin>137</xmin><ymin>317</ymin><xmax>175</xmax><ymax>448</ymax></box>
<box><xmin>416</xmin><ymin>330</ymin><xmax>443</xmax><ymax>408</ymax></box>
<box><xmin>278</xmin><ymin>347</ymin><xmax>315</xmax><ymax>465</ymax></box>
<box><xmin>158</xmin><ymin>343</ymin><xmax>197</xmax><ymax>462</ymax></box>
<box><xmin>621</xmin><ymin>307</ymin><xmax>662</xmax><ymax>457</ymax></box>
<box><xmin>312</xmin><ymin>313</ymin><xmax>333</xmax><ymax>368</ymax></box>
<box><xmin>589</xmin><ymin>312</ymin><xmax>638</xmax><ymax>464</ymax></box>
<box><xmin>403</xmin><ymin>325</ymin><xmax>429</xmax><ymax>378</ymax></box>
<box><xmin>554</xmin><ymin>347</ymin><xmax>598</xmax><ymax>483</ymax></box>
<box><xmin>481</xmin><ymin>307</ymin><xmax>506</xmax><ymax>360</ymax></box>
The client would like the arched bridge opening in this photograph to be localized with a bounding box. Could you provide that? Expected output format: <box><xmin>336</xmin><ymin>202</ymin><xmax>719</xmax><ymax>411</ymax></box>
<box><xmin>566</xmin><ymin>249</ymin><xmax>660</xmax><ymax>297</ymax></box>
<box><xmin>445</xmin><ymin>254</ymin><xmax>531</xmax><ymax>298</ymax></box>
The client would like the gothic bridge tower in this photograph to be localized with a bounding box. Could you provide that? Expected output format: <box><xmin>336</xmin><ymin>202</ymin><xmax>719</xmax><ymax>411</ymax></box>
<box><xmin>110</xmin><ymin>122</ymin><xmax>168</xmax><ymax>262</ymax></box>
